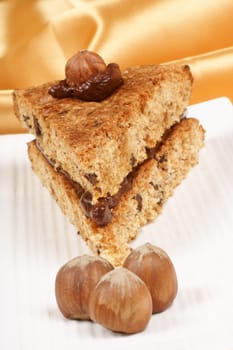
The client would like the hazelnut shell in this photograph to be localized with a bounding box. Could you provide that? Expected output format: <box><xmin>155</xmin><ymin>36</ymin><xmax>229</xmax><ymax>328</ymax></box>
<box><xmin>55</xmin><ymin>254</ymin><xmax>113</xmax><ymax>320</ymax></box>
<box><xmin>65</xmin><ymin>49</ymin><xmax>106</xmax><ymax>86</ymax></box>
<box><xmin>123</xmin><ymin>243</ymin><xmax>178</xmax><ymax>313</ymax></box>
<box><xmin>88</xmin><ymin>267</ymin><xmax>152</xmax><ymax>334</ymax></box>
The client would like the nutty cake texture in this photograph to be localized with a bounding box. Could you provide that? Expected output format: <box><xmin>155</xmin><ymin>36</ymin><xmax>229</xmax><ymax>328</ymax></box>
<box><xmin>27</xmin><ymin>118</ymin><xmax>204</xmax><ymax>266</ymax></box>
<box><xmin>13</xmin><ymin>64</ymin><xmax>192</xmax><ymax>203</ymax></box>
<box><xmin>13</xmin><ymin>60</ymin><xmax>205</xmax><ymax>266</ymax></box>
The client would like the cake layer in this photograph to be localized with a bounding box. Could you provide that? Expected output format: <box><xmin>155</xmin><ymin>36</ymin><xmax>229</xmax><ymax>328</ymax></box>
<box><xmin>28</xmin><ymin>118</ymin><xmax>205</xmax><ymax>266</ymax></box>
<box><xmin>14</xmin><ymin>64</ymin><xmax>193</xmax><ymax>203</ymax></box>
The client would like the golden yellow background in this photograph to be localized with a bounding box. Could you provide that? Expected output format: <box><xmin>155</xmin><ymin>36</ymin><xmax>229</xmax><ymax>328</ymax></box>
<box><xmin>0</xmin><ymin>0</ymin><xmax>233</xmax><ymax>133</ymax></box>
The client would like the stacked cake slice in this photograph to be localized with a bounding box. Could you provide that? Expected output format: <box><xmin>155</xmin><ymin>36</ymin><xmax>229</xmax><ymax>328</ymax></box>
<box><xmin>13</xmin><ymin>63</ymin><xmax>205</xmax><ymax>266</ymax></box>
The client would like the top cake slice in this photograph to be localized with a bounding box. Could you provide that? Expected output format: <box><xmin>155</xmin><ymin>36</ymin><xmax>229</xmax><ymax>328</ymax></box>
<box><xmin>13</xmin><ymin>64</ymin><xmax>192</xmax><ymax>202</ymax></box>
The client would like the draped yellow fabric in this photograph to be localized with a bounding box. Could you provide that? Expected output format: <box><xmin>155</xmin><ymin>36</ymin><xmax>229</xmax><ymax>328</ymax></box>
<box><xmin>0</xmin><ymin>0</ymin><xmax>233</xmax><ymax>134</ymax></box>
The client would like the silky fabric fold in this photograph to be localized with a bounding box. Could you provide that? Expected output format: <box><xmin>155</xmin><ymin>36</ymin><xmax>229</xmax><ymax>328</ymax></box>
<box><xmin>0</xmin><ymin>0</ymin><xmax>233</xmax><ymax>133</ymax></box>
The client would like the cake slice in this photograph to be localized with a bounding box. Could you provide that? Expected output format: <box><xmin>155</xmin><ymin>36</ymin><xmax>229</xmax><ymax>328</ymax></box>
<box><xmin>13</xmin><ymin>53</ymin><xmax>205</xmax><ymax>265</ymax></box>
<box><xmin>27</xmin><ymin>117</ymin><xmax>204</xmax><ymax>266</ymax></box>
<box><xmin>13</xmin><ymin>64</ymin><xmax>193</xmax><ymax>206</ymax></box>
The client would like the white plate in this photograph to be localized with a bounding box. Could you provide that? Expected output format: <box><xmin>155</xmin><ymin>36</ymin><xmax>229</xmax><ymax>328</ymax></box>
<box><xmin>1</xmin><ymin>97</ymin><xmax>233</xmax><ymax>350</ymax></box>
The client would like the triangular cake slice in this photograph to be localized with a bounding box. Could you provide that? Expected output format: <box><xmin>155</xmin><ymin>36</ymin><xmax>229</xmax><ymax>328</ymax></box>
<box><xmin>13</xmin><ymin>54</ymin><xmax>205</xmax><ymax>265</ymax></box>
<box><xmin>13</xmin><ymin>64</ymin><xmax>192</xmax><ymax>202</ymax></box>
<box><xmin>27</xmin><ymin>117</ymin><xmax>204</xmax><ymax>266</ymax></box>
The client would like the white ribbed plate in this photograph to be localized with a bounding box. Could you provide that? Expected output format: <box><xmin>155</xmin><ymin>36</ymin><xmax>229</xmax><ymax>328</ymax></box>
<box><xmin>1</xmin><ymin>97</ymin><xmax>233</xmax><ymax>350</ymax></box>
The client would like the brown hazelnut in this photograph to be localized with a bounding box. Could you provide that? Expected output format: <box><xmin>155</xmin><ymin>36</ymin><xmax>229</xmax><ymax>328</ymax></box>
<box><xmin>65</xmin><ymin>49</ymin><xmax>107</xmax><ymax>86</ymax></box>
<box><xmin>123</xmin><ymin>242</ymin><xmax>178</xmax><ymax>313</ymax></box>
<box><xmin>88</xmin><ymin>267</ymin><xmax>152</xmax><ymax>334</ymax></box>
<box><xmin>49</xmin><ymin>49</ymin><xmax>124</xmax><ymax>101</ymax></box>
<box><xmin>55</xmin><ymin>254</ymin><xmax>114</xmax><ymax>320</ymax></box>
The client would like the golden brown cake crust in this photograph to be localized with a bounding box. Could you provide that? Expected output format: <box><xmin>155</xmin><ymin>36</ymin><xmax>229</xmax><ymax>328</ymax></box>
<box><xmin>14</xmin><ymin>64</ymin><xmax>193</xmax><ymax>202</ymax></box>
<box><xmin>28</xmin><ymin>118</ymin><xmax>205</xmax><ymax>266</ymax></box>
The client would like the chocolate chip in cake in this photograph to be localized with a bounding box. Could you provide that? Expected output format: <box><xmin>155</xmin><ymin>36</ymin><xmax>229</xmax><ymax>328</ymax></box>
<box><xmin>133</xmin><ymin>194</ymin><xmax>143</xmax><ymax>211</ymax></box>
<box><xmin>80</xmin><ymin>191</ymin><xmax>93</xmax><ymax>218</ymax></box>
<box><xmin>130</xmin><ymin>154</ymin><xmax>137</xmax><ymax>167</ymax></box>
<box><xmin>156</xmin><ymin>154</ymin><xmax>168</xmax><ymax>170</ymax></box>
<box><xmin>157</xmin><ymin>154</ymin><xmax>167</xmax><ymax>164</ymax></box>
<box><xmin>91</xmin><ymin>200</ymin><xmax>112</xmax><ymax>227</ymax></box>
<box><xmin>33</xmin><ymin>115</ymin><xmax>42</xmax><ymax>136</ymax></box>
<box><xmin>84</xmin><ymin>173</ymin><xmax>98</xmax><ymax>186</ymax></box>
<box><xmin>157</xmin><ymin>191</ymin><xmax>164</xmax><ymax>206</ymax></box>
<box><xmin>22</xmin><ymin>115</ymin><xmax>32</xmax><ymax>128</ymax></box>
<box><xmin>149</xmin><ymin>182</ymin><xmax>160</xmax><ymax>191</ymax></box>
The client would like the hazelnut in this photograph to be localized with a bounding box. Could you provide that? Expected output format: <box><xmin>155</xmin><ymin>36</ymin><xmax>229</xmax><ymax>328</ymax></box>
<box><xmin>55</xmin><ymin>254</ymin><xmax>114</xmax><ymax>320</ymax></box>
<box><xmin>123</xmin><ymin>242</ymin><xmax>178</xmax><ymax>313</ymax></box>
<box><xmin>49</xmin><ymin>50</ymin><xmax>124</xmax><ymax>101</ymax></box>
<box><xmin>65</xmin><ymin>49</ymin><xmax>107</xmax><ymax>86</ymax></box>
<box><xmin>88</xmin><ymin>267</ymin><xmax>152</xmax><ymax>334</ymax></box>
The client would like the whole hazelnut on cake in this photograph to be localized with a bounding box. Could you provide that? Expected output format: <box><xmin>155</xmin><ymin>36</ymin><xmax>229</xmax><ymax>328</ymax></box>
<box><xmin>49</xmin><ymin>49</ymin><xmax>123</xmax><ymax>101</ymax></box>
<box><xmin>89</xmin><ymin>267</ymin><xmax>152</xmax><ymax>334</ymax></box>
<box><xmin>65</xmin><ymin>49</ymin><xmax>107</xmax><ymax>86</ymax></box>
<box><xmin>55</xmin><ymin>254</ymin><xmax>114</xmax><ymax>320</ymax></box>
<box><xmin>123</xmin><ymin>242</ymin><xmax>178</xmax><ymax>313</ymax></box>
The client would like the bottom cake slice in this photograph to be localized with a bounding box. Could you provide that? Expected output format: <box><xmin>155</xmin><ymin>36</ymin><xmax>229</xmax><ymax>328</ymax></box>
<box><xmin>28</xmin><ymin>117</ymin><xmax>205</xmax><ymax>266</ymax></box>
